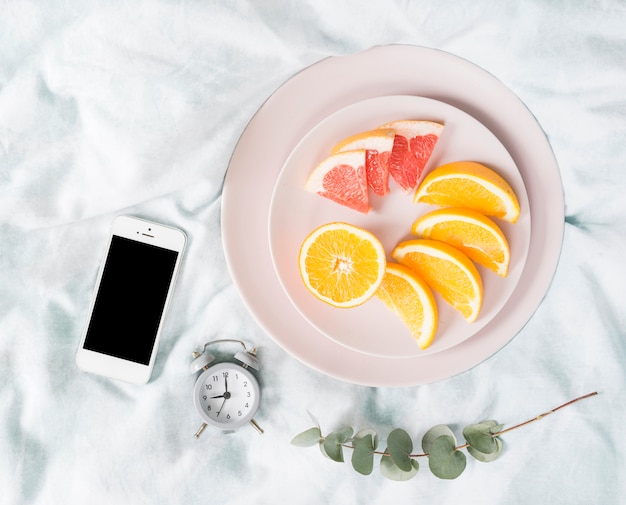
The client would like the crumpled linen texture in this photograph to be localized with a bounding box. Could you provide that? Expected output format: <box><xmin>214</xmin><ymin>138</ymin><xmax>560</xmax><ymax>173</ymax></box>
<box><xmin>1</xmin><ymin>1</ymin><xmax>624</xmax><ymax>504</ymax></box>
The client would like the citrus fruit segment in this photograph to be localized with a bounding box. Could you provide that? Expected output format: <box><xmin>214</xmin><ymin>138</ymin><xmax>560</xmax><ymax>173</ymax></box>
<box><xmin>377</xmin><ymin>120</ymin><xmax>444</xmax><ymax>193</ymax></box>
<box><xmin>414</xmin><ymin>161</ymin><xmax>521</xmax><ymax>223</ymax></box>
<box><xmin>364</xmin><ymin>149</ymin><xmax>391</xmax><ymax>197</ymax></box>
<box><xmin>331</xmin><ymin>128</ymin><xmax>396</xmax><ymax>154</ymax></box>
<box><xmin>392</xmin><ymin>239</ymin><xmax>483</xmax><ymax>322</ymax></box>
<box><xmin>331</xmin><ymin>129</ymin><xmax>395</xmax><ymax>197</ymax></box>
<box><xmin>375</xmin><ymin>263</ymin><xmax>438</xmax><ymax>349</ymax></box>
<box><xmin>305</xmin><ymin>150</ymin><xmax>369</xmax><ymax>213</ymax></box>
<box><xmin>298</xmin><ymin>222</ymin><xmax>386</xmax><ymax>308</ymax></box>
<box><xmin>412</xmin><ymin>208</ymin><xmax>511</xmax><ymax>277</ymax></box>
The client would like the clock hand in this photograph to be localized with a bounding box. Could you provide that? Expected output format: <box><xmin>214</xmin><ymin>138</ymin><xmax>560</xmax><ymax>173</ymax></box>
<box><xmin>216</xmin><ymin>398</ymin><xmax>227</xmax><ymax>417</ymax></box>
<box><xmin>210</xmin><ymin>391</ymin><xmax>231</xmax><ymax>400</ymax></box>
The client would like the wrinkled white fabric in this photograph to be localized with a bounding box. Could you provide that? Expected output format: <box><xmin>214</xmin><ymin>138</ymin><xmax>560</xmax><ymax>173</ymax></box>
<box><xmin>1</xmin><ymin>1</ymin><xmax>624</xmax><ymax>504</ymax></box>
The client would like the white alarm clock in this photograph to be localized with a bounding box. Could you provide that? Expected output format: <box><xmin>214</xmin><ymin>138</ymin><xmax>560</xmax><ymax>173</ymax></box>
<box><xmin>190</xmin><ymin>339</ymin><xmax>263</xmax><ymax>438</ymax></box>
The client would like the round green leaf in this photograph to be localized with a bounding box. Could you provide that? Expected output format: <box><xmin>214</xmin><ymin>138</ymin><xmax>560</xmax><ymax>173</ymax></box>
<box><xmin>291</xmin><ymin>427</ymin><xmax>321</xmax><ymax>447</ymax></box>
<box><xmin>318</xmin><ymin>439</ymin><xmax>330</xmax><ymax>459</ymax></box>
<box><xmin>468</xmin><ymin>437</ymin><xmax>503</xmax><ymax>463</ymax></box>
<box><xmin>354</xmin><ymin>428</ymin><xmax>379</xmax><ymax>450</ymax></box>
<box><xmin>463</xmin><ymin>421</ymin><xmax>500</xmax><ymax>454</ymax></box>
<box><xmin>380</xmin><ymin>450</ymin><xmax>419</xmax><ymax>481</ymax></box>
<box><xmin>428</xmin><ymin>435</ymin><xmax>467</xmax><ymax>479</ymax></box>
<box><xmin>351</xmin><ymin>434</ymin><xmax>375</xmax><ymax>475</ymax></box>
<box><xmin>306</xmin><ymin>410</ymin><xmax>321</xmax><ymax>428</ymax></box>
<box><xmin>322</xmin><ymin>427</ymin><xmax>354</xmax><ymax>463</ymax></box>
<box><xmin>422</xmin><ymin>424</ymin><xmax>455</xmax><ymax>454</ymax></box>
<box><xmin>488</xmin><ymin>423</ymin><xmax>505</xmax><ymax>435</ymax></box>
<box><xmin>472</xmin><ymin>419</ymin><xmax>504</xmax><ymax>435</ymax></box>
<box><xmin>387</xmin><ymin>428</ymin><xmax>414</xmax><ymax>472</ymax></box>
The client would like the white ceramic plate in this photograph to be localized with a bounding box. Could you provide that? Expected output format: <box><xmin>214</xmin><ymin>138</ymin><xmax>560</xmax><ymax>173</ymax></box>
<box><xmin>221</xmin><ymin>45</ymin><xmax>563</xmax><ymax>386</ymax></box>
<box><xmin>268</xmin><ymin>95</ymin><xmax>530</xmax><ymax>358</ymax></box>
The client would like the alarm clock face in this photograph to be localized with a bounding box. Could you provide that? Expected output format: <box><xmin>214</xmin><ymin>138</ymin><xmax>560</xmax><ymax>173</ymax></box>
<box><xmin>193</xmin><ymin>362</ymin><xmax>261</xmax><ymax>429</ymax></box>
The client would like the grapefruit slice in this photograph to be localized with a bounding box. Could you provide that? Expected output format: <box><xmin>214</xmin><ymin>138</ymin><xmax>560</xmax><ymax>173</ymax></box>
<box><xmin>305</xmin><ymin>150</ymin><xmax>369</xmax><ymax>213</ymax></box>
<box><xmin>331</xmin><ymin>129</ymin><xmax>395</xmax><ymax>197</ymax></box>
<box><xmin>377</xmin><ymin>120</ymin><xmax>444</xmax><ymax>193</ymax></box>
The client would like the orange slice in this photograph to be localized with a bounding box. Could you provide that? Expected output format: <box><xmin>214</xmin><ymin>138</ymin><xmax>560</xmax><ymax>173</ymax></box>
<box><xmin>392</xmin><ymin>239</ymin><xmax>483</xmax><ymax>322</ymax></box>
<box><xmin>331</xmin><ymin>129</ymin><xmax>395</xmax><ymax>197</ymax></box>
<box><xmin>375</xmin><ymin>263</ymin><xmax>438</xmax><ymax>349</ymax></box>
<box><xmin>299</xmin><ymin>222</ymin><xmax>386</xmax><ymax>308</ymax></box>
<box><xmin>305</xmin><ymin>150</ymin><xmax>369</xmax><ymax>213</ymax></box>
<box><xmin>412</xmin><ymin>208</ymin><xmax>511</xmax><ymax>277</ymax></box>
<box><xmin>377</xmin><ymin>120</ymin><xmax>444</xmax><ymax>193</ymax></box>
<box><xmin>414</xmin><ymin>161</ymin><xmax>520</xmax><ymax>223</ymax></box>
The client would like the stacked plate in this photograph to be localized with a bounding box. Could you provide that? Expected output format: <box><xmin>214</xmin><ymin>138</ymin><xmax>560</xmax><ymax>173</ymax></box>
<box><xmin>221</xmin><ymin>45</ymin><xmax>563</xmax><ymax>387</ymax></box>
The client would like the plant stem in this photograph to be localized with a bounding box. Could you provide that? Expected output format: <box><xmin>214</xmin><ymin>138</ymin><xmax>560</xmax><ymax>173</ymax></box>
<box><xmin>352</xmin><ymin>392</ymin><xmax>599</xmax><ymax>458</ymax></box>
<box><xmin>492</xmin><ymin>391</ymin><xmax>598</xmax><ymax>438</ymax></box>
<box><xmin>417</xmin><ymin>391</ymin><xmax>598</xmax><ymax>457</ymax></box>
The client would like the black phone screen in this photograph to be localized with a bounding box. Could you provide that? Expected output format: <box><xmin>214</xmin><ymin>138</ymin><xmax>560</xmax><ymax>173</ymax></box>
<box><xmin>83</xmin><ymin>235</ymin><xmax>179</xmax><ymax>365</ymax></box>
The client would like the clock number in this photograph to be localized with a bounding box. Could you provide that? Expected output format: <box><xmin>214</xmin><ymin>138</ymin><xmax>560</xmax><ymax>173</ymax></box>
<box><xmin>245</xmin><ymin>403</ymin><xmax>249</xmax><ymax>408</ymax></box>
<box><xmin>212</xmin><ymin>375</ymin><xmax>218</xmax><ymax>382</ymax></box>
<box><xmin>203</xmin><ymin>395</ymin><xmax>207</xmax><ymax>401</ymax></box>
<box><xmin>204</xmin><ymin>384</ymin><xmax>213</xmax><ymax>390</ymax></box>
<box><xmin>223</xmin><ymin>371</ymin><xmax>229</xmax><ymax>378</ymax></box>
<box><xmin>226</xmin><ymin>414</ymin><xmax>231</xmax><ymax>420</ymax></box>
<box><xmin>243</xmin><ymin>381</ymin><xmax>248</xmax><ymax>387</ymax></box>
<box><xmin>238</xmin><ymin>410</ymin><xmax>242</xmax><ymax>417</ymax></box>
<box><xmin>246</xmin><ymin>392</ymin><xmax>251</xmax><ymax>397</ymax></box>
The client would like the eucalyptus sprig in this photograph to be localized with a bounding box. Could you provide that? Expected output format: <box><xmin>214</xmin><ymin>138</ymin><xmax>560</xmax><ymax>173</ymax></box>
<box><xmin>291</xmin><ymin>392</ymin><xmax>597</xmax><ymax>481</ymax></box>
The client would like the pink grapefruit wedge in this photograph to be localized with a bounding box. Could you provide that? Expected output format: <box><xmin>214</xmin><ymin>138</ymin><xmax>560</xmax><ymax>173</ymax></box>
<box><xmin>305</xmin><ymin>149</ymin><xmax>369</xmax><ymax>213</ymax></box>
<box><xmin>331</xmin><ymin>129</ymin><xmax>395</xmax><ymax>197</ymax></box>
<box><xmin>378</xmin><ymin>120</ymin><xmax>444</xmax><ymax>193</ymax></box>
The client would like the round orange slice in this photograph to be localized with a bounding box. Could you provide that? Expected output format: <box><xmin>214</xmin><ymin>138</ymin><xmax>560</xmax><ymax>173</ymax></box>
<box><xmin>414</xmin><ymin>161</ymin><xmax>520</xmax><ymax>223</ymax></box>
<box><xmin>331</xmin><ymin>129</ymin><xmax>395</xmax><ymax>197</ymax></box>
<box><xmin>375</xmin><ymin>263</ymin><xmax>438</xmax><ymax>349</ymax></box>
<box><xmin>299</xmin><ymin>222</ymin><xmax>386</xmax><ymax>308</ymax></box>
<box><xmin>377</xmin><ymin>120</ymin><xmax>444</xmax><ymax>193</ymax></box>
<box><xmin>392</xmin><ymin>239</ymin><xmax>483</xmax><ymax>322</ymax></box>
<box><xmin>412</xmin><ymin>208</ymin><xmax>511</xmax><ymax>277</ymax></box>
<box><xmin>305</xmin><ymin>150</ymin><xmax>369</xmax><ymax>213</ymax></box>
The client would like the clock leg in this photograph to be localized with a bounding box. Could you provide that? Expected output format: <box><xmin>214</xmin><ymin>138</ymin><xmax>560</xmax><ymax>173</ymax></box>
<box><xmin>249</xmin><ymin>418</ymin><xmax>264</xmax><ymax>434</ymax></box>
<box><xmin>194</xmin><ymin>423</ymin><xmax>208</xmax><ymax>439</ymax></box>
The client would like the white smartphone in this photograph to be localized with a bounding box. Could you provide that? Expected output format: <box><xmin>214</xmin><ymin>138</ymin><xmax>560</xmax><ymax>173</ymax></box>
<box><xmin>76</xmin><ymin>215</ymin><xmax>186</xmax><ymax>384</ymax></box>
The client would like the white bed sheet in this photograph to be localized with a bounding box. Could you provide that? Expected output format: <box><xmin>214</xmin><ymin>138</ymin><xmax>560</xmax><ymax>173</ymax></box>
<box><xmin>1</xmin><ymin>1</ymin><xmax>625</xmax><ymax>504</ymax></box>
